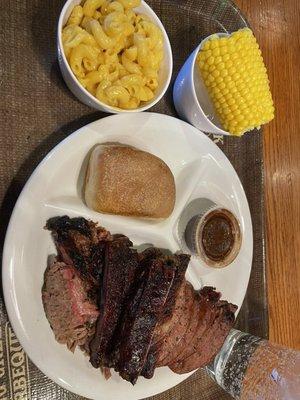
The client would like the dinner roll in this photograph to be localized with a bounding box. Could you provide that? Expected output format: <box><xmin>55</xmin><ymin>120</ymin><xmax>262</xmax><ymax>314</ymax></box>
<box><xmin>85</xmin><ymin>144</ymin><xmax>175</xmax><ymax>218</ymax></box>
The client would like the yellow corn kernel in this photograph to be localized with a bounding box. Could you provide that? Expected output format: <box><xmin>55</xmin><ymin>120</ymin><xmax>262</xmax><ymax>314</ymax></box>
<box><xmin>197</xmin><ymin>28</ymin><xmax>274</xmax><ymax>136</ymax></box>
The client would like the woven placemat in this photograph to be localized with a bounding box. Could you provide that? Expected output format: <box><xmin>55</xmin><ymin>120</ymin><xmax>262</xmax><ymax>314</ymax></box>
<box><xmin>0</xmin><ymin>0</ymin><xmax>268</xmax><ymax>399</ymax></box>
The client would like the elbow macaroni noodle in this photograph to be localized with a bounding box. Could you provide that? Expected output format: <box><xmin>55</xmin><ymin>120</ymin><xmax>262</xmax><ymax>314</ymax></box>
<box><xmin>62</xmin><ymin>0</ymin><xmax>164</xmax><ymax>109</ymax></box>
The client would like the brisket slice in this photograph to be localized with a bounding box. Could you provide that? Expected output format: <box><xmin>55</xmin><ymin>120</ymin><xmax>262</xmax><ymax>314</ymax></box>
<box><xmin>141</xmin><ymin>283</ymin><xmax>186</xmax><ymax>378</ymax></box>
<box><xmin>42</xmin><ymin>260</ymin><xmax>99</xmax><ymax>352</ymax></box>
<box><xmin>169</xmin><ymin>287</ymin><xmax>237</xmax><ymax>374</ymax></box>
<box><xmin>106</xmin><ymin>269</ymin><xmax>148</xmax><ymax>369</ymax></box>
<box><xmin>160</xmin><ymin>254</ymin><xmax>190</xmax><ymax>320</ymax></box>
<box><xmin>156</xmin><ymin>281</ymin><xmax>194</xmax><ymax>366</ymax></box>
<box><xmin>141</xmin><ymin>253</ymin><xmax>190</xmax><ymax>378</ymax></box>
<box><xmin>45</xmin><ymin>216</ymin><xmax>111</xmax><ymax>289</ymax></box>
<box><xmin>169</xmin><ymin>287</ymin><xmax>221</xmax><ymax>371</ymax></box>
<box><xmin>165</xmin><ymin>290</ymin><xmax>201</xmax><ymax>366</ymax></box>
<box><xmin>171</xmin><ymin>300</ymin><xmax>237</xmax><ymax>373</ymax></box>
<box><xmin>89</xmin><ymin>238</ymin><xmax>139</xmax><ymax>368</ymax></box>
<box><xmin>113</xmin><ymin>257</ymin><xmax>175</xmax><ymax>384</ymax></box>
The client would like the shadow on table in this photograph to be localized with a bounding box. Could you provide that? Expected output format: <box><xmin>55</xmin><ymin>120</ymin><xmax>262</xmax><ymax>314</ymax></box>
<box><xmin>31</xmin><ymin>0</ymin><xmax>75</xmax><ymax>101</ymax></box>
<box><xmin>31</xmin><ymin>1</ymin><xmax>64</xmax><ymax>76</ymax></box>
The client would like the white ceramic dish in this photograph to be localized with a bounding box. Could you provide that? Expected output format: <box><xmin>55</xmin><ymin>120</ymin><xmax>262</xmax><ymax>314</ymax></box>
<box><xmin>173</xmin><ymin>33</ymin><xmax>230</xmax><ymax>135</ymax></box>
<box><xmin>57</xmin><ymin>0</ymin><xmax>173</xmax><ymax>113</ymax></box>
<box><xmin>2</xmin><ymin>113</ymin><xmax>253</xmax><ymax>400</ymax></box>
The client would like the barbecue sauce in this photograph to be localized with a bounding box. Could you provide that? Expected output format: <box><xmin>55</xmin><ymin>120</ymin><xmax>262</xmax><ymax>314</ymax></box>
<box><xmin>201</xmin><ymin>212</ymin><xmax>235</xmax><ymax>262</ymax></box>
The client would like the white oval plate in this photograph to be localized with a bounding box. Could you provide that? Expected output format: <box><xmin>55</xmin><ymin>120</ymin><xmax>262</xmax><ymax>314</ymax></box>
<box><xmin>2</xmin><ymin>113</ymin><xmax>253</xmax><ymax>400</ymax></box>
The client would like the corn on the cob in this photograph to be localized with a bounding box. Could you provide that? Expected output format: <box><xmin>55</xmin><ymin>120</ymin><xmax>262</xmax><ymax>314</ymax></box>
<box><xmin>197</xmin><ymin>28</ymin><xmax>274</xmax><ymax>136</ymax></box>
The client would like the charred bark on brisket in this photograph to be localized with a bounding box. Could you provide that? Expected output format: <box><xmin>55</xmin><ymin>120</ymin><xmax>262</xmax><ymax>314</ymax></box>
<box><xmin>89</xmin><ymin>238</ymin><xmax>139</xmax><ymax>368</ymax></box>
<box><xmin>45</xmin><ymin>216</ymin><xmax>238</xmax><ymax>384</ymax></box>
<box><xmin>113</xmin><ymin>258</ymin><xmax>175</xmax><ymax>384</ymax></box>
<box><xmin>45</xmin><ymin>216</ymin><xmax>111</xmax><ymax>291</ymax></box>
<box><xmin>141</xmin><ymin>253</ymin><xmax>190</xmax><ymax>379</ymax></box>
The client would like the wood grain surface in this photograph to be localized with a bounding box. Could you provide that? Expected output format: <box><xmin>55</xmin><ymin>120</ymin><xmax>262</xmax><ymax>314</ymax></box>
<box><xmin>235</xmin><ymin>0</ymin><xmax>300</xmax><ymax>349</ymax></box>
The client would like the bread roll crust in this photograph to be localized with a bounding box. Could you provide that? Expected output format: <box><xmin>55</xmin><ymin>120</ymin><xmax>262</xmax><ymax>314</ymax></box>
<box><xmin>85</xmin><ymin>145</ymin><xmax>175</xmax><ymax>218</ymax></box>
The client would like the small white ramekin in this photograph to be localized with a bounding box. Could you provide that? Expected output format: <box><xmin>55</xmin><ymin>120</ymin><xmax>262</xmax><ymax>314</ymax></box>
<box><xmin>177</xmin><ymin>198</ymin><xmax>242</xmax><ymax>269</ymax></box>
<box><xmin>57</xmin><ymin>0</ymin><xmax>173</xmax><ymax>113</ymax></box>
<box><xmin>173</xmin><ymin>33</ymin><xmax>230</xmax><ymax>135</ymax></box>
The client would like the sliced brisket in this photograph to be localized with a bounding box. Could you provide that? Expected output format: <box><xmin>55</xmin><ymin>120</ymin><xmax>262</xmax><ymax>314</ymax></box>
<box><xmin>165</xmin><ymin>290</ymin><xmax>201</xmax><ymax>366</ymax></box>
<box><xmin>44</xmin><ymin>216</ymin><xmax>238</xmax><ymax>384</ymax></box>
<box><xmin>42</xmin><ymin>260</ymin><xmax>99</xmax><ymax>352</ymax></box>
<box><xmin>171</xmin><ymin>300</ymin><xmax>237</xmax><ymax>373</ymax></box>
<box><xmin>169</xmin><ymin>287</ymin><xmax>237</xmax><ymax>374</ymax></box>
<box><xmin>46</xmin><ymin>216</ymin><xmax>111</xmax><ymax>289</ymax></box>
<box><xmin>156</xmin><ymin>281</ymin><xmax>194</xmax><ymax>366</ymax></box>
<box><xmin>169</xmin><ymin>287</ymin><xmax>220</xmax><ymax>372</ymax></box>
<box><xmin>114</xmin><ymin>257</ymin><xmax>175</xmax><ymax>384</ymax></box>
<box><xmin>89</xmin><ymin>237</ymin><xmax>139</xmax><ymax>368</ymax></box>
<box><xmin>141</xmin><ymin>253</ymin><xmax>190</xmax><ymax>378</ymax></box>
<box><xmin>161</xmin><ymin>254</ymin><xmax>190</xmax><ymax>320</ymax></box>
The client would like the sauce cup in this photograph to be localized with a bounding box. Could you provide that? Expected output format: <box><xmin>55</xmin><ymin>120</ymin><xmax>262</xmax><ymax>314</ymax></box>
<box><xmin>177</xmin><ymin>198</ymin><xmax>242</xmax><ymax>269</ymax></box>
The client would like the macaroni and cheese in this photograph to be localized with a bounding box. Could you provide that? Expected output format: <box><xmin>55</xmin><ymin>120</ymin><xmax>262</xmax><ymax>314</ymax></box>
<box><xmin>62</xmin><ymin>0</ymin><xmax>164</xmax><ymax>109</ymax></box>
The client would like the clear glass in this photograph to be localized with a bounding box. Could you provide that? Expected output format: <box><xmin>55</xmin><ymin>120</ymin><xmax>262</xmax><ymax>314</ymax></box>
<box><xmin>207</xmin><ymin>329</ymin><xmax>300</xmax><ymax>399</ymax></box>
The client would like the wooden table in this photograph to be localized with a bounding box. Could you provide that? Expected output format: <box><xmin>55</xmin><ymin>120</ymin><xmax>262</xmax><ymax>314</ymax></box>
<box><xmin>235</xmin><ymin>0</ymin><xmax>300</xmax><ymax>349</ymax></box>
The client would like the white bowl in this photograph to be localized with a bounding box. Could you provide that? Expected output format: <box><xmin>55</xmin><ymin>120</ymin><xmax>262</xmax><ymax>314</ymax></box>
<box><xmin>173</xmin><ymin>33</ymin><xmax>230</xmax><ymax>135</ymax></box>
<box><xmin>57</xmin><ymin>0</ymin><xmax>173</xmax><ymax>113</ymax></box>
